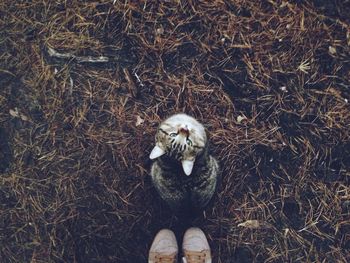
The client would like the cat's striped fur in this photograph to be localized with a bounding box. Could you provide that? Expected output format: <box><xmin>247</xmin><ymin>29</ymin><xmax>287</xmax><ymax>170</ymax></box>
<box><xmin>150</xmin><ymin>113</ymin><xmax>219</xmax><ymax>212</ymax></box>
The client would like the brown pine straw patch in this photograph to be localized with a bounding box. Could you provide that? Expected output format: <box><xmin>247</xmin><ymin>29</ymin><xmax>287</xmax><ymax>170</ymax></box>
<box><xmin>1</xmin><ymin>0</ymin><xmax>350</xmax><ymax>262</ymax></box>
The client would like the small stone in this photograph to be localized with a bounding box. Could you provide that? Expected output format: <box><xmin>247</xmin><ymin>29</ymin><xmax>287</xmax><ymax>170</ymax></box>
<box><xmin>284</xmin><ymin>228</ymin><xmax>290</xmax><ymax>237</ymax></box>
<box><xmin>20</xmin><ymin>114</ymin><xmax>29</xmax><ymax>121</ymax></box>
<box><xmin>237</xmin><ymin>115</ymin><xmax>247</xmax><ymax>124</ymax></box>
<box><xmin>9</xmin><ymin>108</ymin><xmax>19</xmax><ymax>118</ymax></box>
<box><xmin>280</xmin><ymin>86</ymin><xmax>288</xmax><ymax>92</ymax></box>
<box><xmin>329</xmin><ymin>46</ymin><xmax>336</xmax><ymax>55</ymax></box>
<box><xmin>156</xmin><ymin>27</ymin><xmax>164</xmax><ymax>34</ymax></box>
<box><xmin>136</xmin><ymin>115</ymin><xmax>144</xmax><ymax>126</ymax></box>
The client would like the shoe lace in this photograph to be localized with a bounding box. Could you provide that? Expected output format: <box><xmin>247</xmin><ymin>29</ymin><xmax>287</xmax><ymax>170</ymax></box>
<box><xmin>155</xmin><ymin>253</ymin><xmax>176</xmax><ymax>263</ymax></box>
<box><xmin>183</xmin><ymin>250</ymin><xmax>207</xmax><ymax>263</ymax></box>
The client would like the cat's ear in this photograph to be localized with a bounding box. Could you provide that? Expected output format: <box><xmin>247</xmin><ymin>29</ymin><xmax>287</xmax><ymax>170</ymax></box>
<box><xmin>182</xmin><ymin>159</ymin><xmax>195</xmax><ymax>176</ymax></box>
<box><xmin>149</xmin><ymin>145</ymin><xmax>165</xmax><ymax>159</ymax></box>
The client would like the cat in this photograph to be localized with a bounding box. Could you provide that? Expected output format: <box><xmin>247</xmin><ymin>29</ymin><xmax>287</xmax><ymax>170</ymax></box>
<box><xmin>149</xmin><ymin>113</ymin><xmax>220</xmax><ymax>213</ymax></box>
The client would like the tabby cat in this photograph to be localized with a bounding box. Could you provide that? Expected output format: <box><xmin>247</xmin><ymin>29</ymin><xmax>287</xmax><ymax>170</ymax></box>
<box><xmin>149</xmin><ymin>113</ymin><xmax>220</xmax><ymax>212</ymax></box>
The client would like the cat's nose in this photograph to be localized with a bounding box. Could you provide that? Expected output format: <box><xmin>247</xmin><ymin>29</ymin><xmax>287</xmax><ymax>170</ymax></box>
<box><xmin>179</xmin><ymin>125</ymin><xmax>189</xmax><ymax>136</ymax></box>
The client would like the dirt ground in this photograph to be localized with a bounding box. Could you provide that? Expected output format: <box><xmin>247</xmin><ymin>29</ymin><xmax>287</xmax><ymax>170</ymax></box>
<box><xmin>1</xmin><ymin>0</ymin><xmax>350</xmax><ymax>262</ymax></box>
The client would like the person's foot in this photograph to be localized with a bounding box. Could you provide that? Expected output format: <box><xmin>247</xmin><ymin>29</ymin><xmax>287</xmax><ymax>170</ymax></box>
<box><xmin>182</xmin><ymin>227</ymin><xmax>212</xmax><ymax>263</ymax></box>
<box><xmin>148</xmin><ymin>229</ymin><xmax>178</xmax><ymax>263</ymax></box>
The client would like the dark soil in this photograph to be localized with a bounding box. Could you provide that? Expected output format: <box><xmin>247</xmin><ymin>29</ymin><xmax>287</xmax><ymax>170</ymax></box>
<box><xmin>1</xmin><ymin>1</ymin><xmax>350</xmax><ymax>262</ymax></box>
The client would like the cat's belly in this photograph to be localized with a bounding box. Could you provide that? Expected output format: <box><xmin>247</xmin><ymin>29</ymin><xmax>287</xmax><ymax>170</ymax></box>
<box><xmin>150</xmin><ymin>156</ymin><xmax>219</xmax><ymax>211</ymax></box>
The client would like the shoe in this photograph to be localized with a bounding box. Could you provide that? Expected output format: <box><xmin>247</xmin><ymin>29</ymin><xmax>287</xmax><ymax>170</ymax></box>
<box><xmin>148</xmin><ymin>229</ymin><xmax>178</xmax><ymax>263</ymax></box>
<box><xmin>182</xmin><ymin>227</ymin><xmax>212</xmax><ymax>263</ymax></box>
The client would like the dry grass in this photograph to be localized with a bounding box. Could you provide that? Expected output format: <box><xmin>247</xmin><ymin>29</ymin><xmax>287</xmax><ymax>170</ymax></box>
<box><xmin>1</xmin><ymin>0</ymin><xmax>350</xmax><ymax>262</ymax></box>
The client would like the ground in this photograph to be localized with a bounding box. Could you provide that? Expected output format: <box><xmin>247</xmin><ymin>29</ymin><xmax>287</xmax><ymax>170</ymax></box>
<box><xmin>0</xmin><ymin>0</ymin><xmax>350</xmax><ymax>262</ymax></box>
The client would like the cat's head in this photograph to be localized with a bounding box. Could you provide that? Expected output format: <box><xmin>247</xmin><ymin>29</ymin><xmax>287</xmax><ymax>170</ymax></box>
<box><xmin>149</xmin><ymin>113</ymin><xmax>207</xmax><ymax>176</ymax></box>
